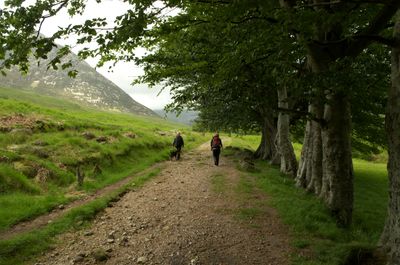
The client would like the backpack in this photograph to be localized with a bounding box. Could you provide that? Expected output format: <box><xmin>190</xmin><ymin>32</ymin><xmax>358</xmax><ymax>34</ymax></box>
<box><xmin>212</xmin><ymin>136</ymin><xmax>221</xmax><ymax>148</ymax></box>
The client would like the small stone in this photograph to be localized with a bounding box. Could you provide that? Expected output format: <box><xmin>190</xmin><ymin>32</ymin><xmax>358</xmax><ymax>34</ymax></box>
<box><xmin>84</xmin><ymin>231</ymin><xmax>93</xmax><ymax>236</ymax></box>
<box><xmin>58</xmin><ymin>204</ymin><xmax>65</xmax><ymax>210</ymax></box>
<box><xmin>107</xmin><ymin>239</ymin><xmax>115</xmax><ymax>244</ymax></box>
<box><xmin>153</xmin><ymin>197</ymin><xmax>158</xmax><ymax>201</ymax></box>
<box><xmin>72</xmin><ymin>255</ymin><xmax>84</xmax><ymax>263</ymax></box>
<box><xmin>190</xmin><ymin>256</ymin><xmax>199</xmax><ymax>265</ymax></box>
<box><xmin>137</xmin><ymin>256</ymin><xmax>147</xmax><ymax>264</ymax></box>
<box><xmin>81</xmin><ymin>132</ymin><xmax>96</xmax><ymax>140</ymax></box>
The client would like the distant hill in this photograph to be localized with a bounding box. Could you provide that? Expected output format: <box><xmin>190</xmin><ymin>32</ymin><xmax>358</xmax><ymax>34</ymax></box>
<box><xmin>154</xmin><ymin>109</ymin><xmax>198</xmax><ymax>125</ymax></box>
<box><xmin>0</xmin><ymin>48</ymin><xmax>157</xmax><ymax>117</ymax></box>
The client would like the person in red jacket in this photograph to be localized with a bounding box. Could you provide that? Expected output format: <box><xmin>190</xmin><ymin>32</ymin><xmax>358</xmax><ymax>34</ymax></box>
<box><xmin>210</xmin><ymin>133</ymin><xmax>223</xmax><ymax>166</ymax></box>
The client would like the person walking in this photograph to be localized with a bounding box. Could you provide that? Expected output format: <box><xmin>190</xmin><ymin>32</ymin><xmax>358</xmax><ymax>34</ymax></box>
<box><xmin>210</xmin><ymin>133</ymin><xmax>223</xmax><ymax>166</ymax></box>
<box><xmin>172</xmin><ymin>132</ymin><xmax>184</xmax><ymax>160</ymax></box>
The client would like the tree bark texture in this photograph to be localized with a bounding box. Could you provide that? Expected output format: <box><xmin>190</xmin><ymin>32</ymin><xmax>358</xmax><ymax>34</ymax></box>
<box><xmin>379</xmin><ymin>20</ymin><xmax>400</xmax><ymax>265</ymax></box>
<box><xmin>277</xmin><ymin>86</ymin><xmax>298</xmax><ymax>177</ymax></box>
<box><xmin>254</xmin><ymin>114</ymin><xmax>278</xmax><ymax>162</ymax></box>
<box><xmin>321</xmin><ymin>92</ymin><xmax>353</xmax><ymax>227</ymax></box>
<box><xmin>296</xmin><ymin>103</ymin><xmax>324</xmax><ymax>195</ymax></box>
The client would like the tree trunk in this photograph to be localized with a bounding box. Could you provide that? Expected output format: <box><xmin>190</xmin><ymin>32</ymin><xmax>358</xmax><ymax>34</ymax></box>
<box><xmin>379</xmin><ymin>20</ymin><xmax>400</xmax><ymax>265</ymax></box>
<box><xmin>254</xmin><ymin>114</ymin><xmax>278</xmax><ymax>161</ymax></box>
<box><xmin>277</xmin><ymin>86</ymin><xmax>298</xmax><ymax>177</ymax></box>
<box><xmin>296</xmin><ymin>104</ymin><xmax>323</xmax><ymax>194</ymax></box>
<box><xmin>281</xmin><ymin>0</ymin><xmax>354</xmax><ymax>227</ymax></box>
<box><xmin>295</xmin><ymin>114</ymin><xmax>311</xmax><ymax>188</ymax></box>
<box><xmin>307</xmin><ymin>105</ymin><xmax>323</xmax><ymax>195</ymax></box>
<box><xmin>321</xmin><ymin>91</ymin><xmax>353</xmax><ymax>227</ymax></box>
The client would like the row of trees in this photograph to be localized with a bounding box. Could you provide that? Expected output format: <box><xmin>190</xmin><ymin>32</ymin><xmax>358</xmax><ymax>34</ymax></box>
<box><xmin>0</xmin><ymin>0</ymin><xmax>399</xmax><ymax>263</ymax></box>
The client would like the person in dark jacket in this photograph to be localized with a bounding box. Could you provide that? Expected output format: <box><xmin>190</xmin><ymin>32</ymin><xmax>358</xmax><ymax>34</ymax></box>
<box><xmin>210</xmin><ymin>133</ymin><xmax>223</xmax><ymax>166</ymax></box>
<box><xmin>172</xmin><ymin>132</ymin><xmax>184</xmax><ymax>160</ymax></box>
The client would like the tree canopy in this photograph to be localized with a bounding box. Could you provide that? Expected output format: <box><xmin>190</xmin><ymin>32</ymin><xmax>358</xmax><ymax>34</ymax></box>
<box><xmin>1</xmin><ymin>0</ymin><xmax>400</xmax><ymax>263</ymax></box>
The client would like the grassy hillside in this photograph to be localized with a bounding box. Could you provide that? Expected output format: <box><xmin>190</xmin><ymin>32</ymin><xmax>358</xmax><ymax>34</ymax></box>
<box><xmin>0</xmin><ymin>87</ymin><xmax>207</xmax><ymax>232</ymax></box>
<box><xmin>226</xmin><ymin>135</ymin><xmax>388</xmax><ymax>265</ymax></box>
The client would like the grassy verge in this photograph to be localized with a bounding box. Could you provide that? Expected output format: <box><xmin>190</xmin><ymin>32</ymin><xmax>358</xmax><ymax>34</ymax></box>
<box><xmin>226</xmin><ymin>135</ymin><xmax>387</xmax><ymax>265</ymax></box>
<box><xmin>0</xmin><ymin>168</ymin><xmax>161</xmax><ymax>265</ymax></box>
<box><xmin>210</xmin><ymin>173</ymin><xmax>227</xmax><ymax>194</ymax></box>
<box><xmin>0</xmin><ymin>87</ymin><xmax>208</xmax><ymax>231</ymax></box>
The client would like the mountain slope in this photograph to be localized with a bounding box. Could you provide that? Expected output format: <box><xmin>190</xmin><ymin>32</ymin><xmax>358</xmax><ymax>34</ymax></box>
<box><xmin>154</xmin><ymin>109</ymin><xmax>198</xmax><ymax>125</ymax></box>
<box><xmin>0</xmin><ymin>48</ymin><xmax>157</xmax><ymax>117</ymax></box>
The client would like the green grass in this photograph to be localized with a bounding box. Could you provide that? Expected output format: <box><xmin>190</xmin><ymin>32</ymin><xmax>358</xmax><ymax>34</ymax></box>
<box><xmin>226</xmin><ymin>135</ymin><xmax>388</xmax><ymax>265</ymax></box>
<box><xmin>0</xmin><ymin>86</ymin><xmax>208</xmax><ymax>232</ymax></box>
<box><xmin>0</xmin><ymin>168</ymin><xmax>162</xmax><ymax>265</ymax></box>
<box><xmin>211</xmin><ymin>173</ymin><xmax>226</xmax><ymax>193</ymax></box>
<box><xmin>0</xmin><ymin>193</ymin><xmax>71</xmax><ymax>231</ymax></box>
<box><xmin>0</xmin><ymin>164</ymin><xmax>41</xmax><ymax>194</ymax></box>
<box><xmin>236</xmin><ymin>207</ymin><xmax>263</xmax><ymax>222</ymax></box>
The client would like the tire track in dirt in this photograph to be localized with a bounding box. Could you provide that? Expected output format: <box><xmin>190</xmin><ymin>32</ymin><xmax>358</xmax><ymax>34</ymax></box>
<box><xmin>33</xmin><ymin>142</ymin><xmax>292</xmax><ymax>265</ymax></box>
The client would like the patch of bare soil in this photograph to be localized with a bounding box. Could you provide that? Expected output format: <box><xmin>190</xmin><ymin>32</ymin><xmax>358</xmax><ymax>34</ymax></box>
<box><xmin>32</xmin><ymin>143</ymin><xmax>292</xmax><ymax>265</ymax></box>
<box><xmin>0</xmin><ymin>114</ymin><xmax>40</xmax><ymax>130</ymax></box>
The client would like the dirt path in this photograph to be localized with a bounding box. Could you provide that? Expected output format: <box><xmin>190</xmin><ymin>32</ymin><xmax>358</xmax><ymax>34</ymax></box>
<box><xmin>33</xmin><ymin>143</ymin><xmax>292</xmax><ymax>265</ymax></box>
<box><xmin>0</xmin><ymin>163</ymin><xmax>161</xmax><ymax>241</ymax></box>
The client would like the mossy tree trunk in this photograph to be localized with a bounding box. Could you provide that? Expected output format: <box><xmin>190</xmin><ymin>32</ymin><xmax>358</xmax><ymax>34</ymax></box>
<box><xmin>321</xmin><ymin>91</ymin><xmax>353</xmax><ymax>227</ymax></box>
<box><xmin>379</xmin><ymin>19</ymin><xmax>400</xmax><ymax>265</ymax></box>
<box><xmin>255</xmin><ymin>110</ymin><xmax>278</xmax><ymax>162</ymax></box>
<box><xmin>277</xmin><ymin>86</ymin><xmax>297</xmax><ymax>177</ymax></box>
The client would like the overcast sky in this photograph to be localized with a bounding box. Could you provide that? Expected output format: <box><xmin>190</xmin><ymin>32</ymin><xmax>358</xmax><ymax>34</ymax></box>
<box><xmin>1</xmin><ymin>0</ymin><xmax>172</xmax><ymax>110</ymax></box>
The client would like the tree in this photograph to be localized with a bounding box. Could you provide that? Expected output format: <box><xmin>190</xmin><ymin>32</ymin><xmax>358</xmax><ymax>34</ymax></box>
<box><xmin>1</xmin><ymin>0</ymin><xmax>399</xmax><ymax>262</ymax></box>
<box><xmin>135</xmin><ymin>1</ymin><xmax>293</xmax><ymax>163</ymax></box>
<box><xmin>279</xmin><ymin>0</ymin><xmax>399</xmax><ymax>227</ymax></box>
<box><xmin>379</xmin><ymin>16</ymin><xmax>400</xmax><ymax>265</ymax></box>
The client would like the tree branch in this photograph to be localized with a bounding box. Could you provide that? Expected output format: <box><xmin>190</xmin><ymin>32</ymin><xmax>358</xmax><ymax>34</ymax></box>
<box><xmin>352</xmin><ymin>34</ymin><xmax>398</xmax><ymax>47</ymax></box>
<box><xmin>230</xmin><ymin>16</ymin><xmax>279</xmax><ymax>24</ymax></box>
<box><xmin>194</xmin><ymin>0</ymin><xmax>231</xmax><ymax>4</ymax></box>
<box><xmin>277</xmin><ymin>107</ymin><xmax>326</xmax><ymax>125</ymax></box>
<box><xmin>294</xmin><ymin>0</ymin><xmax>393</xmax><ymax>8</ymax></box>
<box><xmin>37</xmin><ymin>0</ymin><xmax>68</xmax><ymax>38</ymax></box>
<box><xmin>346</xmin><ymin>0</ymin><xmax>400</xmax><ymax>56</ymax></box>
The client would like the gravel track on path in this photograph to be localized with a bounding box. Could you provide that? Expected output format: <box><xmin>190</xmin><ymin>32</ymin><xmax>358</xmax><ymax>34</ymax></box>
<box><xmin>34</xmin><ymin>143</ymin><xmax>292</xmax><ymax>265</ymax></box>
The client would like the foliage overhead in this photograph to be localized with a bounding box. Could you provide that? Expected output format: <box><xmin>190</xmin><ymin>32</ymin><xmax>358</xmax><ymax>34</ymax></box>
<box><xmin>0</xmin><ymin>0</ymin><xmax>396</xmax><ymax>149</ymax></box>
